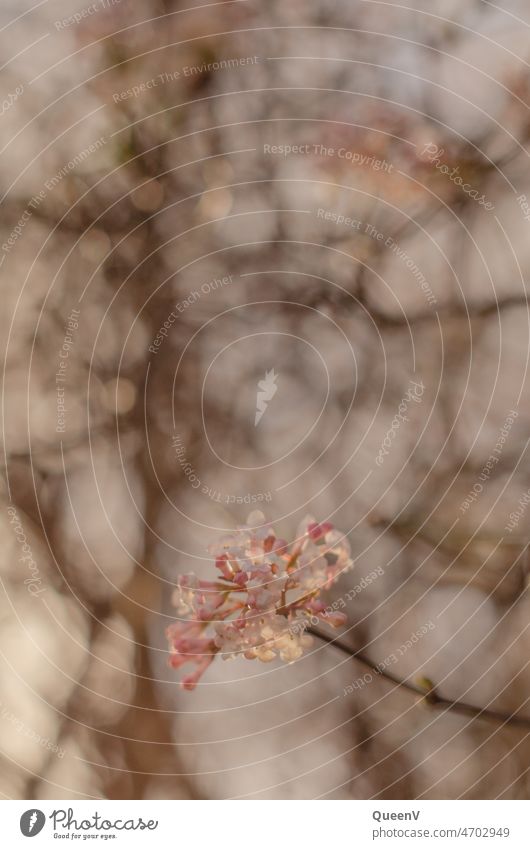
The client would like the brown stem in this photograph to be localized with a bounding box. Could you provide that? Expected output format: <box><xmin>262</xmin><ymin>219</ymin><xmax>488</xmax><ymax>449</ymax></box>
<box><xmin>308</xmin><ymin>626</ymin><xmax>530</xmax><ymax>731</ymax></box>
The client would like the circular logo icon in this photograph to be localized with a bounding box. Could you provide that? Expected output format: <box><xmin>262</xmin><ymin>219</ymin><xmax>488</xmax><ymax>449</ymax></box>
<box><xmin>20</xmin><ymin>810</ymin><xmax>46</xmax><ymax>837</ymax></box>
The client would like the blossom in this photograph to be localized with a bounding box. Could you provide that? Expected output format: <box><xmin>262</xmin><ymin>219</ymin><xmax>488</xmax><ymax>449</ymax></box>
<box><xmin>166</xmin><ymin>510</ymin><xmax>353</xmax><ymax>689</ymax></box>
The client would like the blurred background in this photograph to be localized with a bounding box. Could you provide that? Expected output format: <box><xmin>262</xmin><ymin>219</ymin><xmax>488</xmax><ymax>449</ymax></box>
<box><xmin>2</xmin><ymin>0</ymin><xmax>530</xmax><ymax>799</ymax></box>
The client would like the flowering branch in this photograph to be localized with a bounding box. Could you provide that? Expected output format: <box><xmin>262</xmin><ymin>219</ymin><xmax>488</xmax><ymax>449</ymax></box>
<box><xmin>167</xmin><ymin>513</ymin><xmax>530</xmax><ymax>730</ymax></box>
<box><xmin>308</xmin><ymin>625</ymin><xmax>530</xmax><ymax>731</ymax></box>
<box><xmin>166</xmin><ymin>511</ymin><xmax>353</xmax><ymax>690</ymax></box>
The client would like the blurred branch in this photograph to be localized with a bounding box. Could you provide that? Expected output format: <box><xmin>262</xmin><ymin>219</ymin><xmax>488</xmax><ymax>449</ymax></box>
<box><xmin>309</xmin><ymin>626</ymin><xmax>530</xmax><ymax>730</ymax></box>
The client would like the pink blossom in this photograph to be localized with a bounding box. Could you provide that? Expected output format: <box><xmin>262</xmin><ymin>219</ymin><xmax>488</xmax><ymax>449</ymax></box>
<box><xmin>166</xmin><ymin>511</ymin><xmax>354</xmax><ymax>689</ymax></box>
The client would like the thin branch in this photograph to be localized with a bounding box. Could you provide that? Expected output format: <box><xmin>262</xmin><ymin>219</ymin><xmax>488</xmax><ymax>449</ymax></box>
<box><xmin>309</xmin><ymin>626</ymin><xmax>530</xmax><ymax>731</ymax></box>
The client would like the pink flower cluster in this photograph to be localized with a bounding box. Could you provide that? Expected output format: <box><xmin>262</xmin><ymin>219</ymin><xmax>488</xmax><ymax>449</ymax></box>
<box><xmin>166</xmin><ymin>511</ymin><xmax>353</xmax><ymax>690</ymax></box>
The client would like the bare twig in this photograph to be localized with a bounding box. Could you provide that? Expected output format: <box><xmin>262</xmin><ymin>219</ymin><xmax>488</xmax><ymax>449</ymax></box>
<box><xmin>309</xmin><ymin>626</ymin><xmax>530</xmax><ymax>731</ymax></box>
